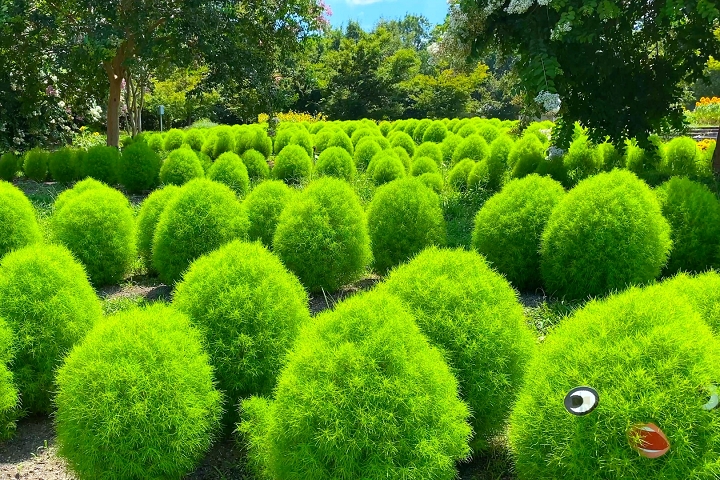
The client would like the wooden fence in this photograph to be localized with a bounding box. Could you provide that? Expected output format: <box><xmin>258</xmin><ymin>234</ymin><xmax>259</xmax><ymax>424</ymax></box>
<box><xmin>688</xmin><ymin>127</ymin><xmax>719</xmax><ymax>140</ymax></box>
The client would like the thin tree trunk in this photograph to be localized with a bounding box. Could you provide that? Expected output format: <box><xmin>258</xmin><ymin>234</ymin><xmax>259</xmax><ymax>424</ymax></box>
<box><xmin>713</xmin><ymin>125</ymin><xmax>720</xmax><ymax>175</ymax></box>
<box><xmin>103</xmin><ymin>42</ymin><xmax>133</xmax><ymax>148</ymax></box>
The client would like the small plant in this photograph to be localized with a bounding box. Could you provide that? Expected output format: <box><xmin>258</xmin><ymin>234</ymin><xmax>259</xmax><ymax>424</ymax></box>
<box><xmin>423</xmin><ymin>120</ymin><xmax>448</xmax><ymax>143</ymax></box>
<box><xmin>235</xmin><ymin>126</ymin><xmax>272</xmax><ymax>158</ymax></box>
<box><xmin>118</xmin><ymin>141</ymin><xmax>161</xmax><ymax>193</ymax></box>
<box><xmin>48</xmin><ymin>148</ymin><xmax>79</xmax><ymax>183</ymax></box>
<box><xmin>162</xmin><ymin>128</ymin><xmax>185</xmax><ymax>151</ymax></box>
<box><xmin>159</xmin><ymin>148</ymin><xmax>204</xmax><ymax>186</ymax></box>
<box><xmin>0</xmin><ymin>243</ymin><xmax>101</xmax><ymax>414</ymax></box>
<box><xmin>207</xmin><ymin>152</ymin><xmax>250</xmax><ymax>197</ymax></box>
<box><xmin>55</xmin><ymin>304</ymin><xmax>222</xmax><ymax>479</ymax></box>
<box><xmin>509</xmin><ymin>135</ymin><xmax>545</xmax><ymax>179</ymax></box>
<box><xmin>23</xmin><ymin>148</ymin><xmax>49</xmax><ymax>182</ymax></box>
<box><xmin>468</xmin><ymin>136</ymin><xmax>512</xmax><ymax>192</ymax></box>
<box><xmin>273</xmin><ymin>145</ymin><xmax>312</xmax><ymax>185</ymax></box>
<box><xmin>563</xmin><ymin>136</ymin><xmax>601</xmax><ymax>185</ymax></box>
<box><xmin>452</xmin><ymin>134</ymin><xmax>489</xmax><ymax>165</ymax></box>
<box><xmin>210</xmin><ymin>125</ymin><xmax>235</xmax><ymax>159</ymax></box>
<box><xmin>411</xmin><ymin>156</ymin><xmax>440</xmax><ymax>176</ymax></box>
<box><xmin>239</xmin><ymin>291</ymin><xmax>472</xmax><ymax>480</ymax></box>
<box><xmin>80</xmin><ymin>145</ymin><xmax>120</xmax><ymax>184</ymax></box>
<box><xmin>447</xmin><ymin>159</ymin><xmax>476</xmax><ymax>191</ymax></box>
<box><xmin>390</xmin><ymin>131</ymin><xmax>416</xmax><ymax>157</ymax></box>
<box><xmin>478</xmin><ymin>124</ymin><xmax>500</xmax><ymax>144</ymax></box>
<box><xmin>661</xmin><ymin>136</ymin><xmax>699</xmax><ymax>177</ymax></box>
<box><xmin>184</xmin><ymin>129</ymin><xmax>206</xmax><ymax>151</ymax></box>
<box><xmin>368</xmin><ymin>151</ymin><xmax>406</xmax><ymax>186</ymax></box>
<box><xmin>241</xmin><ymin>149</ymin><xmax>270</xmax><ymax>181</ymax></box>
<box><xmin>135</xmin><ymin>185</ymin><xmax>181</xmax><ymax>271</ymax></box>
<box><xmin>419</xmin><ymin>172</ymin><xmax>443</xmax><ymax>193</ymax></box>
<box><xmin>0</xmin><ymin>181</ymin><xmax>42</xmax><ymax>258</ymax></box>
<box><xmin>0</xmin><ymin>317</ymin><xmax>19</xmax><ymax>441</ymax></box>
<box><xmin>243</xmin><ymin>180</ymin><xmax>294</xmax><ymax>248</ymax></box>
<box><xmin>315</xmin><ymin>146</ymin><xmax>356</xmax><ymax>181</ymax></box>
<box><xmin>354</xmin><ymin>138</ymin><xmax>383</xmax><ymax>171</ymax></box>
<box><xmin>412</xmin><ymin>119</ymin><xmax>433</xmax><ymax>143</ymax></box>
<box><xmin>414</xmin><ymin>142</ymin><xmax>443</xmax><ymax>166</ymax></box>
<box><xmin>0</xmin><ymin>152</ymin><xmax>19</xmax><ymax>181</ymax></box>
<box><xmin>147</xmin><ymin>133</ymin><xmax>165</xmax><ymax>153</ymax></box>
<box><xmin>367</xmin><ymin>177</ymin><xmax>446</xmax><ymax>273</ymax></box>
<box><xmin>273</xmin><ymin>177</ymin><xmax>371</xmax><ymax>292</ymax></box>
<box><xmin>325</xmin><ymin>129</ymin><xmax>354</xmax><ymax>156</ymax></box>
<box><xmin>440</xmin><ymin>134</ymin><xmax>462</xmax><ymax>165</ymax></box>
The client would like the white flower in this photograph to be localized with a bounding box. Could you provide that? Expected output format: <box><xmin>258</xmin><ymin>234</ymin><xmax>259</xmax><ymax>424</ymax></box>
<box><xmin>551</xmin><ymin>21</ymin><xmax>572</xmax><ymax>40</ymax></box>
<box><xmin>427</xmin><ymin>42</ymin><xmax>441</xmax><ymax>56</ymax></box>
<box><xmin>546</xmin><ymin>146</ymin><xmax>565</xmax><ymax>160</ymax></box>
<box><xmin>50</xmin><ymin>75</ymin><xmax>58</xmax><ymax>82</ymax></box>
<box><xmin>506</xmin><ymin>0</ymin><xmax>551</xmax><ymax>14</ymax></box>
<box><xmin>12</xmin><ymin>137</ymin><xmax>22</xmax><ymax>145</ymax></box>
<box><xmin>58</xmin><ymin>101</ymin><xmax>65</xmax><ymax>108</ymax></box>
<box><xmin>535</xmin><ymin>90</ymin><xmax>562</xmax><ymax>114</ymax></box>
<box><xmin>88</xmin><ymin>105</ymin><xmax>103</xmax><ymax>122</ymax></box>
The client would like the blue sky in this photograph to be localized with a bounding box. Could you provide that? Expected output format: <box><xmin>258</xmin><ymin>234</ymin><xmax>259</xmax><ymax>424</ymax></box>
<box><xmin>324</xmin><ymin>0</ymin><xmax>449</xmax><ymax>31</ymax></box>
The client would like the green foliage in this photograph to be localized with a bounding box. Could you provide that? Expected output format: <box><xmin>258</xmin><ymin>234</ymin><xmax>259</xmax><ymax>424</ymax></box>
<box><xmin>419</xmin><ymin>172</ymin><xmax>444</xmax><ymax>193</ymax></box>
<box><xmin>241</xmin><ymin>149</ymin><xmax>270</xmax><ymax>181</ymax></box>
<box><xmin>211</xmin><ymin>126</ymin><xmax>236</xmax><ymax>159</ymax></box>
<box><xmin>325</xmin><ymin>129</ymin><xmax>354</xmax><ymax>156</ymax></box>
<box><xmin>0</xmin><ymin>244</ymin><xmax>101</xmax><ymax>414</ymax></box>
<box><xmin>509</xmin><ymin>287</ymin><xmax>720</xmax><ymax>480</ymax></box>
<box><xmin>239</xmin><ymin>291</ymin><xmax>472</xmax><ymax>480</ymax></box>
<box><xmin>390</xmin><ymin>131</ymin><xmax>416</xmax><ymax>157</ymax></box>
<box><xmin>184</xmin><ymin>129</ymin><xmax>206</xmax><ymax>151</ymax></box>
<box><xmin>447</xmin><ymin>159</ymin><xmax>475</xmax><ymax>191</ymax></box>
<box><xmin>354</xmin><ymin>138</ymin><xmax>382</xmax><ymax>171</ymax></box>
<box><xmin>412</xmin><ymin>118</ymin><xmax>432</xmax><ymax>143</ymax></box>
<box><xmin>50</xmin><ymin>185</ymin><xmax>137</xmax><ymax>285</ymax></box>
<box><xmin>410</xmin><ymin>156</ymin><xmax>440</xmax><ymax>176</ymax></box>
<box><xmin>153</xmin><ymin>179</ymin><xmax>249</xmax><ymax>285</ymax></box>
<box><xmin>0</xmin><ymin>181</ymin><xmax>42</xmax><ymax>258</ymax></box>
<box><xmin>0</xmin><ymin>152</ymin><xmax>19</xmax><ymax>181</ymax></box>
<box><xmin>48</xmin><ymin>148</ymin><xmax>79</xmax><ymax>183</ymax></box>
<box><xmin>0</xmin><ymin>319</ymin><xmax>17</xmax><ymax>441</ymax></box>
<box><xmin>452</xmin><ymin>134</ymin><xmax>489</xmax><ymax>165</ymax></box>
<box><xmin>541</xmin><ymin>170</ymin><xmax>672</xmax><ymax>300</ymax></box>
<box><xmin>661</xmin><ymin>136</ymin><xmax>699</xmax><ymax>177</ymax></box>
<box><xmin>470</xmin><ymin>135</ymin><xmax>513</xmax><ymax>192</ymax></box>
<box><xmin>23</xmin><ymin>148</ymin><xmax>49</xmax><ymax>182</ymax></box>
<box><xmin>509</xmin><ymin>135</ymin><xmax>545</xmax><ymax>179</ymax></box>
<box><xmin>53</xmin><ymin>178</ymin><xmax>105</xmax><ymax>213</ymax></box>
<box><xmin>174</xmin><ymin>241</ymin><xmax>309</xmax><ymax>425</ymax></box>
<box><xmin>275</xmin><ymin>127</ymin><xmax>313</xmax><ymax>157</ymax></box>
<box><xmin>367</xmin><ymin>177</ymin><xmax>446</xmax><ymax>273</ymax></box>
<box><xmin>656</xmin><ymin>177</ymin><xmax>720</xmax><ymax>275</ymax></box>
<box><xmin>477</xmin><ymin>124</ymin><xmax>500</xmax><ymax>144</ymax></box>
<box><xmin>563</xmin><ymin>136</ymin><xmax>602</xmax><ymax>186</ymax></box>
<box><xmin>273</xmin><ymin>145</ymin><xmax>312</xmax><ymax>185</ymax></box>
<box><xmin>236</xmin><ymin>127</ymin><xmax>272</xmax><ymax>159</ymax></box>
<box><xmin>457</xmin><ymin>124</ymin><xmax>477</xmax><ymax>138</ymax></box>
<box><xmin>440</xmin><ymin>133</ymin><xmax>462</xmax><ymax>165</ymax></box>
<box><xmin>655</xmin><ymin>272</ymin><xmax>720</xmax><ymax>335</ymax></box>
<box><xmin>368</xmin><ymin>151</ymin><xmax>406</xmax><ymax>186</ymax></box>
<box><xmin>423</xmin><ymin>120</ymin><xmax>448</xmax><ymax>143</ymax></box>
<box><xmin>392</xmin><ymin>146</ymin><xmax>412</xmax><ymax>171</ymax></box>
<box><xmin>55</xmin><ymin>304</ymin><xmax>222</xmax><ymax>480</ymax></box>
<box><xmin>163</xmin><ymin>128</ymin><xmax>185</xmax><ymax>151</ymax></box>
<box><xmin>350</xmin><ymin>127</ymin><xmax>377</xmax><ymax>146</ymax></box>
<box><xmin>414</xmin><ymin>142</ymin><xmax>443</xmax><ymax>166</ymax></box>
<box><xmin>80</xmin><ymin>146</ymin><xmax>120</xmax><ymax>184</ymax></box>
<box><xmin>472</xmin><ymin>175</ymin><xmax>566</xmax><ymax>291</ymax></box>
<box><xmin>315</xmin><ymin>146</ymin><xmax>356</xmax><ymax>181</ymax></box>
<box><xmin>118</xmin><ymin>141</ymin><xmax>161</xmax><ymax>193</ymax></box>
<box><xmin>207</xmin><ymin>152</ymin><xmax>250</xmax><ymax>197</ymax></box>
<box><xmin>147</xmin><ymin>133</ymin><xmax>164</xmax><ymax>153</ymax></box>
<box><xmin>159</xmin><ymin>148</ymin><xmax>204</xmax><ymax>186</ymax></box>
<box><xmin>598</xmin><ymin>142</ymin><xmax>624</xmax><ymax>171</ymax></box>
<box><xmin>273</xmin><ymin>177</ymin><xmax>371</xmax><ymax>292</ymax></box>
<box><xmin>381</xmin><ymin>247</ymin><xmax>535</xmax><ymax>450</ymax></box>
<box><xmin>135</xmin><ymin>185</ymin><xmax>181</xmax><ymax>272</ymax></box>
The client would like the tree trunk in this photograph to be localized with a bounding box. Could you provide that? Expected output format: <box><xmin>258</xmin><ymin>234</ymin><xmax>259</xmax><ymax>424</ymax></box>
<box><xmin>713</xmin><ymin>125</ymin><xmax>720</xmax><ymax>176</ymax></box>
<box><xmin>103</xmin><ymin>43</ymin><xmax>132</xmax><ymax>148</ymax></box>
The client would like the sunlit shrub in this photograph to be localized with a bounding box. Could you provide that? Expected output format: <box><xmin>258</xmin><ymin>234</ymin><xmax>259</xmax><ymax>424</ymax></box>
<box><xmin>207</xmin><ymin>152</ymin><xmax>250</xmax><ymax>197</ymax></box>
<box><xmin>159</xmin><ymin>148</ymin><xmax>204</xmax><ymax>186</ymax></box>
<box><xmin>0</xmin><ymin>181</ymin><xmax>42</xmax><ymax>259</ymax></box>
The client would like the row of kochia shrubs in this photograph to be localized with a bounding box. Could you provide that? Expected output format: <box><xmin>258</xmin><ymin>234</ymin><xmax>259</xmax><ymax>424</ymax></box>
<box><xmin>1</xmin><ymin>231</ymin><xmax>720</xmax><ymax>479</ymax></box>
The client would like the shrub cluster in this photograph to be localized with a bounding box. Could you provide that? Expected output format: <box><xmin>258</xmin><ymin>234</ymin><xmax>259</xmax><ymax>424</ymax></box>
<box><xmin>0</xmin><ymin>181</ymin><xmax>42</xmax><ymax>259</ymax></box>
<box><xmin>452</xmin><ymin>134</ymin><xmax>489</xmax><ymax>165</ymax></box>
<box><xmin>241</xmin><ymin>149</ymin><xmax>270</xmax><ymax>181</ymax></box>
<box><xmin>48</xmin><ymin>148</ymin><xmax>79</xmax><ymax>183</ymax></box>
<box><xmin>235</xmin><ymin>126</ymin><xmax>272</xmax><ymax>158</ymax></box>
<box><xmin>509</xmin><ymin>135</ymin><xmax>545</xmax><ymax>179</ymax></box>
<box><xmin>80</xmin><ymin>145</ymin><xmax>120</xmax><ymax>184</ymax></box>
<box><xmin>23</xmin><ymin>148</ymin><xmax>49</xmax><ymax>182</ymax></box>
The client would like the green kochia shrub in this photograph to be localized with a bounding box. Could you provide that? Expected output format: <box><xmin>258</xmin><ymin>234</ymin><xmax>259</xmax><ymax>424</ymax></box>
<box><xmin>51</xmin><ymin>186</ymin><xmax>137</xmax><ymax>286</ymax></box>
<box><xmin>23</xmin><ymin>148</ymin><xmax>49</xmax><ymax>182</ymax></box>
<box><xmin>509</xmin><ymin>135</ymin><xmax>545</xmax><ymax>179</ymax></box>
<box><xmin>53</xmin><ymin>178</ymin><xmax>106</xmax><ymax>213</ymax></box>
<box><xmin>472</xmin><ymin>175</ymin><xmax>565</xmax><ymax>291</ymax></box>
<box><xmin>160</xmin><ymin>148</ymin><xmax>204</xmax><ymax>186</ymax></box>
<box><xmin>468</xmin><ymin>135</ymin><xmax>513</xmax><ymax>192</ymax></box>
<box><xmin>423</xmin><ymin>120</ymin><xmax>448</xmax><ymax>143</ymax></box>
<box><xmin>478</xmin><ymin>124</ymin><xmax>500</xmax><ymax>144</ymax></box>
<box><xmin>49</xmin><ymin>148</ymin><xmax>79</xmax><ymax>183</ymax></box>
<box><xmin>0</xmin><ymin>181</ymin><xmax>42</xmax><ymax>259</ymax></box>
<box><xmin>447</xmin><ymin>159</ymin><xmax>476</xmax><ymax>191</ymax></box>
<box><xmin>541</xmin><ymin>170</ymin><xmax>671</xmax><ymax>300</ymax></box>
<box><xmin>354</xmin><ymin>138</ymin><xmax>382</xmax><ymax>171</ymax></box>
<box><xmin>381</xmin><ymin>248</ymin><xmax>535</xmax><ymax>450</ymax></box>
<box><xmin>174</xmin><ymin>241</ymin><xmax>310</xmax><ymax>424</ymax></box>
<box><xmin>184</xmin><ymin>129</ymin><xmax>205</xmax><ymax>151</ymax></box>
<box><xmin>236</xmin><ymin>127</ymin><xmax>272</xmax><ymax>158</ymax></box>
<box><xmin>413</xmin><ymin>119</ymin><xmax>433</xmax><ymax>143</ymax></box>
<box><xmin>410</xmin><ymin>156</ymin><xmax>440</xmax><ymax>176</ymax></box>
<box><xmin>419</xmin><ymin>172</ymin><xmax>443</xmax><ymax>193</ymax></box>
<box><xmin>273</xmin><ymin>177</ymin><xmax>371</xmax><ymax>292</ymax></box>
<box><xmin>0</xmin><ymin>244</ymin><xmax>101</xmax><ymax>414</ymax></box>
<box><xmin>315</xmin><ymin>146</ymin><xmax>356</xmax><ymax>181</ymax></box>
<box><xmin>414</xmin><ymin>142</ymin><xmax>443</xmax><ymax>166</ymax></box>
<box><xmin>135</xmin><ymin>185</ymin><xmax>181</xmax><ymax>271</ymax></box>
<box><xmin>661</xmin><ymin>136</ymin><xmax>698</xmax><ymax>177</ymax></box>
<box><xmin>243</xmin><ymin>180</ymin><xmax>294</xmax><ymax>248</ymax></box>
<box><xmin>563</xmin><ymin>136</ymin><xmax>601</xmax><ymax>186</ymax></box>
<box><xmin>239</xmin><ymin>291</ymin><xmax>472</xmax><ymax>480</ymax></box>
<box><xmin>325</xmin><ymin>129</ymin><xmax>354</xmax><ymax>156</ymax></box>
<box><xmin>207</xmin><ymin>152</ymin><xmax>250</xmax><ymax>197</ymax></box>
<box><xmin>0</xmin><ymin>316</ymin><xmax>18</xmax><ymax>441</ymax></box>
<box><xmin>210</xmin><ymin>125</ymin><xmax>235</xmax><ymax>159</ymax></box>
<box><xmin>162</xmin><ymin>128</ymin><xmax>185</xmax><ymax>151</ymax></box>
<box><xmin>656</xmin><ymin>177</ymin><xmax>720</xmax><ymax>274</ymax></box>
<box><xmin>118</xmin><ymin>141</ymin><xmax>161</xmax><ymax>193</ymax></box>
<box><xmin>55</xmin><ymin>304</ymin><xmax>222</xmax><ymax>479</ymax></box>
<box><xmin>452</xmin><ymin>134</ymin><xmax>489</xmax><ymax>165</ymax></box>
<box><xmin>153</xmin><ymin>179</ymin><xmax>248</xmax><ymax>285</ymax></box>
<box><xmin>367</xmin><ymin>177</ymin><xmax>446</xmax><ymax>273</ymax></box>
<box><xmin>241</xmin><ymin>149</ymin><xmax>270</xmax><ymax>181</ymax></box>
<box><xmin>273</xmin><ymin>145</ymin><xmax>312</xmax><ymax>185</ymax></box>
<box><xmin>80</xmin><ymin>145</ymin><xmax>120</xmax><ymax>184</ymax></box>
<box><xmin>509</xmin><ymin>287</ymin><xmax>720</xmax><ymax>480</ymax></box>
<box><xmin>655</xmin><ymin>272</ymin><xmax>720</xmax><ymax>334</ymax></box>
<box><xmin>390</xmin><ymin>131</ymin><xmax>416</xmax><ymax>157</ymax></box>
<box><xmin>0</xmin><ymin>152</ymin><xmax>19</xmax><ymax>181</ymax></box>
<box><xmin>147</xmin><ymin>133</ymin><xmax>164</xmax><ymax>152</ymax></box>
<box><xmin>368</xmin><ymin>151</ymin><xmax>406</xmax><ymax>186</ymax></box>
<box><xmin>440</xmin><ymin>133</ymin><xmax>462</xmax><ymax>165</ymax></box>
<box><xmin>275</xmin><ymin>127</ymin><xmax>313</xmax><ymax>157</ymax></box>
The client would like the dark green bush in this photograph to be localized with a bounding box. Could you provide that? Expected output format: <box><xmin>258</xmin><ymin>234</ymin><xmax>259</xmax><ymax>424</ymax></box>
<box><xmin>23</xmin><ymin>148</ymin><xmax>49</xmax><ymax>182</ymax></box>
<box><xmin>48</xmin><ymin>148</ymin><xmax>79</xmax><ymax>183</ymax></box>
<box><xmin>80</xmin><ymin>145</ymin><xmax>120</xmax><ymax>184</ymax></box>
<box><xmin>509</xmin><ymin>287</ymin><xmax>720</xmax><ymax>480</ymax></box>
<box><xmin>656</xmin><ymin>177</ymin><xmax>720</xmax><ymax>274</ymax></box>
<box><xmin>174</xmin><ymin>241</ymin><xmax>309</xmax><ymax>424</ymax></box>
<box><xmin>423</xmin><ymin>120</ymin><xmax>448</xmax><ymax>143</ymax></box>
<box><xmin>598</xmin><ymin>142</ymin><xmax>624</xmax><ymax>171</ymax></box>
<box><xmin>118</xmin><ymin>141</ymin><xmax>161</xmax><ymax>193</ymax></box>
<box><xmin>159</xmin><ymin>148</ymin><xmax>204</xmax><ymax>186</ymax></box>
<box><xmin>414</xmin><ymin>142</ymin><xmax>443</xmax><ymax>166</ymax></box>
<box><xmin>135</xmin><ymin>185</ymin><xmax>181</xmax><ymax>271</ymax></box>
<box><xmin>563</xmin><ymin>136</ymin><xmax>602</xmax><ymax>185</ymax></box>
<box><xmin>452</xmin><ymin>134</ymin><xmax>489</xmax><ymax>165</ymax></box>
<box><xmin>541</xmin><ymin>170</ymin><xmax>672</xmax><ymax>299</ymax></box>
<box><xmin>241</xmin><ymin>149</ymin><xmax>270</xmax><ymax>181</ymax></box>
<box><xmin>153</xmin><ymin>179</ymin><xmax>249</xmax><ymax>285</ymax></box>
<box><xmin>390</xmin><ymin>131</ymin><xmax>416</xmax><ymax>157</ymax></box>
<box><xmin>315</xmin><ymin>146</ymin><xmax>356</xmax><ymax>181</ymax></box>
<box><xmin>273</xmin><ymin>177</ymin><xmax>371</xmax><ymax>291</ymax></box>
<box><xmin>207</xmin><ymin>152</ymin><xmax>250</xmax><ymax>197</ymax></box>
<box><xmin>0</xmin><ymin>181</ymin><xmax>42</xmax><ymax>258</ymax></box>
<box><xmin>243</xmin><ymin>180</ymin><xmax>294</xmax><ymax>247</ymax></box>
<box><xmin>412</xmin><ymin>119</ymin><xmax>433</xmax><ymax>143</ymax></box>
<box><xmin>509</xmin><ymin>135</ymin><xmax>545</xmax><ymax>179</ymax></box>
<box><xmin>354</xmin><ymin>138</ymin><xmax>382</xmax><ymax>171</ymax></box>
<box><xmin>411</xmin><ymin>156</ymin><xmax>440</xmax><ymax>176</ymax></box>
<box><xmin>55</xmin><ymin>304</ymin><xmax>222</xmax><ymax>479</ymax></box>
<box><xmin>381</xmin><ymin>247</ymin><xmax>535</xmax><ymax>450</ymax></box>
<box><xmin>239</xmin><ymin>291</ymin><xmax>472</xmax><ymax>480</ymax></box>
<box><xmin>184</xmin><ymin>129</ymin><xmax>205</xmax><ymax>151</ymax></box>
<box><xmin>0</xmin><ymin>152</ymin><xmax>19</xmax><ymax>181</ymax></box>
<box><xmin>163</xmin><ymin>128</ymin><xmax>185</xmax><ymax>151</ymax></box>
<box><xmin>367</xmin><ymin>177</ymin><xmax>446</xmax><ymax>273</ymax></box>
<box><xmin>447</xmin><ymin>159</ymin><xmax>476</xmax><ymax>191</ymax></box>
<box><xmin>472</xmin><ymin>175</ymin><xmax>566</xmax><ymax>291</ymax></box>
<box><xmin>0</xmin><ymin>244</ymin><xmax>101</xmax><ymax>414</ymax></box>
<box><xmin>273</xmin><ymin>145</ymin><xmax>312</xmax><ymax>185</ymax></box>
<box><xmin>661</xmin><ymin>136</ymin><xmax>698</xmax><ymax>177</ymax></box>
<box><xmin>368</xmin><ymin>151</ymin><xmax>406</xmax><ymax>186</ymax></box>
<box><xmin>51</xmin><ymin>186</ymin><xmax>137</xmax><ymax>286</ymax></box>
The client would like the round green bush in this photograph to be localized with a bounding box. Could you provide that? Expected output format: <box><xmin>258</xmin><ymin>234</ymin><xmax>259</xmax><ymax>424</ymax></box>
<box><xmin>118</xmin><ymin>141</ymin><xmax>161</xmax><ymax>193</ymax></box>
<box><xmin>241</xmin><ymin>149</ymin><xmax>270</xmax><ymax>181</ymax></box>
<box><xmin>478</xmin><ymin>124</ymin><xmax>500</xmax><ymax>144</ymax></box>
<box><xmin>379</xmin><ymin>120</ymin><xmax>392</xmax><ymax>136</ymax></box>
<box><xmin>0</xmin><ymin>152</ymin><xmax>19</xmax><ymax>181</ymax></box>
<box><xmin>419</xmin><ymin>172</ymin><xmax>444</xmax><ymax>193</ymax></box>
<box><xmin>448</xmin><ymin>159</ymin><xmax>476</xmax><ymax>191</ymax></box>
<box><xmin>457</xmin><ymin>124</ymin><xmax>478</xmax><ymax>138</ymax></box>
<box><xmin>656</xmin><ymin>177</ymin><xmax>720</xmax><ymax>274</ymax></box>
<box><xmin>147</xmin><ymin>133</ymin><xmax>164</xmax><ymax>153</ymax></box>
<box><xmin>160</xmin><ymin>148</ymin><xmax>204</xmax><ymax>186</ymax></box>
<box><xmin>51</xmin><ymin>186</ymin><xmax>137</xmax><ymax>286</ymax></box>
<box><xmin>174</xmin><ymin>241</ymin><xmax>309</xmax><ymax>423</ymax></box>
<box><xmin>53</xmin><ymin>178</ymin><xmax>106</xmax><ymax>213</ymax></box>
<box><xmin>207</xmin><ymin>152</ymin><xmax>250</xmax><ymax>197</ymax></box>
<box><xmin>354</xmin><ymin>138</ymin><xmax>382</xmax><ymax>171</ymax></box>
<box><xmin>325</xmin><ymin>129</ymin><xmax>354</xmax><ymax>156</ymax></box>
<box><xmin>412</xmin><ymin>119</ymin><xmax>433</xmax><ymax>144</ymax></box>
<box><xmin>440</xmin><ymin>133</ymin><xmax>462</xmax><ymax>165</ymax></box>
<box><xmin>350</xmin><ymin>127</ymin><xmax>376</xmax><ymax>146</ymax></box>
<box><xmin>238</xmin><ymin>291</ymin><xmax>472</xmax><ymax>480</ymax></box>
<box><xmin>312</xmin><ymin>127</ymin><xmax>336</xmax><ymax>153</ymax></box>
<box><xmin>563</xmin><ymin>136</ymin><xmax>602</xmax><ymax>185</ymax></box>
<box><xmin>315</xmin><ymin>146</ymin><xmax>356</xmax><ymax>181</ymax></box>
<box><xmin>414</xmin><ymin>142</ymin><xmax>443</xmax><ymax>166</ymax></box>
<box><xmin>509</xmin><ymin>287</ymin><xmax>720</xmax><ymax>480</ymax></box>
<box><xmin>153</xmin><ymin>179</ymin><xmax>249</xmax><ymax>285</ymax></box>
<box><xmin>200</xmin><ymin>132</ymin><xmax>217</xmax><ymax>158</ymax></box>
<box><xmin>392</xmin><ymin>145</ymin><xmax>412</xmax><ymax>170</ymax></box>
<box><xmin>411</xmin><ymin>156</ymin><xmax>440</xmax><ymax>176</ymax></box>
<box><xmin>273</xmin><ymin>145</ymin><xmax>312</xmax><ymax>185</ymax></box>
<box><xmin>598</xmin><ymin>142</ymin><xmax>624</xmax><ymax>171</ymax></box>
<box><xmin>472</xmin><ymin>175</ymin><xmax>566</xmax><ymax>291</ymax></box>
<box><xmin>468</xmin><ymin>136</ymin><xmax>511</xmax><ymax>192</ymax></box>
<box><xmin>184</xmin><ymin>129</ymin><xmax>205</xmax><ymax>151</ymax></box>
<box><xmin>541</xmin><ymin>170</ymin><xmax>672</xmax><ymax>299</ymax></box>
<box><xmin>48</xmin><ymin>148</ymin><xmax>79</xmax><ymax>183</ymax></box>
<box><xmin>210</xmin><ymin>126</ymin><xmax>235</xmax><ymax>159</ymax></box>
<box><xmin>367</xmin><ymin>177</ymin><xmax>446</xmax><ymax>273</ymax></box>
<box><xmin>135</xmin><ymin>185</ymin><xmax>181</xmax><ymax>271</ymax></box>
<box><xmin>381</xmin><ymin>247</ymin><xmax>535</xmax><ymax>450</ymax></box>
<box><xmin>0</xmin><ymin>244</ymin><xmax>101</xmax><ymax>413</ymax></box>
<box><xmin>273</xmin><ymin>177</ymin><xmax>371</xmax><ymax>292</ymax></box>
<box><xmin>197</xmin><ymin>150</ymin><xmax>213</xmax><ymax>172</ymax></box>
<box><xmin>423</xmin><ymin>120</ymin><xmax>448</xmax><ymax>143</ymax></box>
<box><xmin>452</xmin><ymin>134</ymin><xmax>489</xmax><ymax>165</ymax></box>
<box><xmin>0</xmin><ymin>181</ymin><xmax>42</xmax><ymax>259</ymax></box>
<box><xmin>235</xmin><ymin>127</ymin><xmax>272</xmax><ymax>158</ymax></box>
<box><xmin>368</xmin><ymin>151</ymin><xmax>406</xmax><ymax>186</ymax></box>
<box><xmin>661</xmin><ymin>136</ymin><xmax>698</xmax><ymax>177</ymax></box>
<box><xmin>0</xmin><ymin>319</ymin><xmax>18</xmax><ymax>441</ymax></box>
<box><xmin>80</xmin><ymin>145</ymin><xmax>120</xmax><ymax>184</ymax></box>
<box><xmin>403</xmin><ymin>119</ymin><xmax>420</xmax><ymax>136</ymax></box>
<box><xmin>55</xmin><ymin>304</ymin><xmax>222</xmax><ymax>479</ymax></box>
<box><xmin>275</xmin><ymin>128</ymin><xmax>313</xmax><ymax>157</ymax></box>
<box><xmin>162</xmin><ymin>128</ymin><xmax>185</xmax><ymax>151</ymax></box>
<box><xmin>243</xmin><ymin>180</ymin><xmax>294</xmax><ymax>247</ymax></box>
<box><xmin>654</xmin><ymin>271</ymin><xmax>720</xmax><ymax>334</ymax></box>
<box><xmin>390</xmin><ymin>131</ymin><xmax>416</xmax><ymax>157</ymax></box>
<box><xmin>23</xmin><ymin>148</ymin><xmax>49</xmax><ymax>182</ymax></box>
<box><xmin>509</xmin><ymin>135</ymin><xmax>545</xmax><ymax>179</ymax></box>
